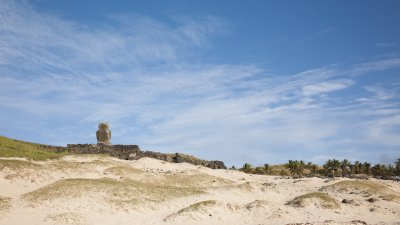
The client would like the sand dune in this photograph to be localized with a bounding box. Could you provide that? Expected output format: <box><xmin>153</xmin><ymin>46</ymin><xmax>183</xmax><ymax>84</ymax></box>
<box><xmin>0</xmin><ymin>155</ymin><xmax>399</xmax><ymax>225</ymax></box>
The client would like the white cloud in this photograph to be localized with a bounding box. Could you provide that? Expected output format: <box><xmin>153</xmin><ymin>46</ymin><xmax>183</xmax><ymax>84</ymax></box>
<box><xmin>301</xmin><ymin>79</ymin><xmax>354</xmax><ymax>96</ymax></box>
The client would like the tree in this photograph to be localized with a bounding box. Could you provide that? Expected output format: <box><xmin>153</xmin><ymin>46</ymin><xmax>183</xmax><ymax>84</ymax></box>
<box><xmin>309</xmin><ymin>163</ymin><xmax>318</xmax><ymax>176</ymax></box>
<box><xmin>387</xmin><ymin>164</ymin><xmax>395</xmax><ymax>176</ymax></box>
<box><xmin>363</xmin><ymin>162</ymin><xmax>372</xmax><ymax>176</ymax></box>
<box><xmin>395</xmin><ymin>159</ymin><xmax>400</xmax><ymax>176</ymax></box>
<box><xmin>254</xmin><ymin>167</ymin><xmax>264</xmax><ymax>174</ymax></box>
<box><xmin>323</xmin><ymin>159</ymin><xmax>340</xmax><ymax>177</ymax></box>
<box><xmin>340</xmin><ymin>159</ymin><xmax>351</xmax><ymax>177</ymax></box>
<box><xmin>285</xmin><ymin>160</ymin><xmax>305</xmax><ymax>178</ymax></box>
<box><xmin>241</xmin><ymin>163</ymin><xmax>253</xmax><ymax>173</ymax></box>
<box><xmin>305</xmin><ymin>162</ymin><xmax>318</xmax><ymax>176</ymax></box>
<box><xmin>264</xmin><ymin>163</ymin><xmax>271</xmax><ymax>175</ymax></box>
<box><xmin>353</xmin><ymin>161</ymin><xmax>361</xmax><ymax>174</ymax></box>
<box><xmin>372</xmin><ymin>164</ymin><xmax>388</xmax><ymax>177</ymax></box>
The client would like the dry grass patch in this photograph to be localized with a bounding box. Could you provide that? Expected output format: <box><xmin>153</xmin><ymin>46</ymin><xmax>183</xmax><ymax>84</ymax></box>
<box><xmin>322</xmin><ymin>180</ymin><xmax>400</xmax><ymax>201</ymax></box>
<box><xmin>324</xmin><ymin>180</ymin><xmax>387</xmax><ymax>193</ymax></box>
<box><xmin>104</xmin><ymin>165</ymin><xmax>144</xmax><ymax>177</ymax></box>
<box><xmin>0</xmin><ymin>159</ymin><xmax>42</xmax><ymax>170</ymax></box>
<box><xmin>0</xmin><ymin>195</ymin><xmax>12</xmax><ymax>214</ymax></box>
<box><xmin>23</xmin><ymin>178</ymin><xmax>205</xmax><ymax>209</ymax></box>
<box><xmin>287</xmin><ymin>192</ymin><xmax>339</xmax><ymax>209</ymax></box>
<box><xmin>379</xmin><ymin>194</ymin><xmax>400</xmax><ymax>202</ymax></box>
<box><xmin>155</xmin><ymin>172</ymin><xmax>234</xmax><ymax>189</ymax></box>
<box><xmin>164</xmin><ymin>200</ymin><xmax>218</xmax><ymax>221</ymax></box>
<box><xmin>48</xmin><ymin>159</ymin><xmax>112</xmax><ymax>172</ymax></box>
<box><xmin>0</xmin><ymin>159</ymin><xmax>44</xmax><ymax>180</ymax></box>
<box><xmin>177</xmin><ymin>200</ymin><xmax>218</xmax><ymax>213</ymax></box>
<box><xmin>44</xmin><ymin>212</ymin><xmax>85</xmax><ymax>224</ymax></box>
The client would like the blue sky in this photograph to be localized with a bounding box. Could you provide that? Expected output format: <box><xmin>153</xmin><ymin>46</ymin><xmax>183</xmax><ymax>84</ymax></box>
<box><xmin>1</xmin><ymin>0</ymin><xmax>400</xmax><ymax>166</ymax></box>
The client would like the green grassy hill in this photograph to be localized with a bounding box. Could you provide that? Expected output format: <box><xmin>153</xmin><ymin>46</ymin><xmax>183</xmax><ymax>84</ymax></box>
<box><xmin>0</xmin><ymin>136</ymin><xmax>66</xmax><ymax>160</ymax></box>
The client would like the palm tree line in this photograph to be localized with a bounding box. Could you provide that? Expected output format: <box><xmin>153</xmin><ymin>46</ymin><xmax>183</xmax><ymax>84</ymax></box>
<box><xmin>236</xmin><ymin>158</ymin><xmax>400</xmax><ymax>179</ymax></box>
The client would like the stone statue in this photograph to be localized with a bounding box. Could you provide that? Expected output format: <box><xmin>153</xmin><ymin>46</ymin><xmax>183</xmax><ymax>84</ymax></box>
<box><xmin>96</xmin><ymin>122</ymin><xmax>111</xmax><ymax>145</ymax></box>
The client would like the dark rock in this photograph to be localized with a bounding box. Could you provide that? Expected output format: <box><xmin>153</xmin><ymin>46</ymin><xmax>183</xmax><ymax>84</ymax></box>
<box><xmin>173</xmin><ymin>153</ymin><xmax>184</xmax><ymax>163</ymax></box>
<box><xmin>207</xmin><ymin>160</ymin><xmax>226</xmax><ymax>169</ymax></box>
<box><xmin>351</xmin><ymin>220</ymin><xmax>367</xmax><ymax>225</ymax></box>
<box><xmin>342</xmin><ymin>199</ymin><xmax>355</xmax><ymax>204</ymax></box>
<box><xmin>367</xmin><ymin>197</ymin><xmax>378</xmax><ymax>203</ymax></box>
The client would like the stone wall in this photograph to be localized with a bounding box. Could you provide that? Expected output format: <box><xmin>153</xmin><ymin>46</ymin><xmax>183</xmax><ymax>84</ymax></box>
<box><xmin>66</xmin><ymin>144</ymin><xmax>140</xmax><ymax>160</ymax></box>
<box><xmin>60</xmin><ymin>144</ymin><xmax>226</xmax><ymax>169</ymax></box>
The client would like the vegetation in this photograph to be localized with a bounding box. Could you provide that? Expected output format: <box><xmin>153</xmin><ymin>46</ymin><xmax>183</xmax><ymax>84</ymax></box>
<box><xmin>0</xmin><ymin>136</ymin><xmax>67</xmax><ymax>160</ymax></box>
<box><xmin>322</xmin><ymin>180</ymin><xmax>400</xmax><ymax>201</ymax></box>
<box><xmin>164</xmin><ymin>200</ymin><xmax>218</xmax><ymax>221</ymax></box>
<box><xmin>323</xmin><ymin>180</ymin><xmax>388</xmax><ymax>194</ymax></box>
<box><xmin>238</xmin><ymin>157</ymin><xmax>400</xmax><ymax>180</ymax></box>
<box><xmin>0</xmin><ymin>195</ymin><xmax>11</xmax><ymax>212</ymax></box>
<box><xmin>285</xmin><ymin>160</ymin><xmax>305</xmax><ymax>178</ymax></box>
<box><xmin>176</xmin><ymin>200</ymin><xmax>217</xmax><ymax>213</ymax></box>
<box><xmin>287</xmin><ymin>192</ymin><xmax>339</xmax><ymax>209</ymax></box>
<box><xmin>23</xmin><ymin>178</ymin><xmax>205</xmax><ymax>209</ymax></box>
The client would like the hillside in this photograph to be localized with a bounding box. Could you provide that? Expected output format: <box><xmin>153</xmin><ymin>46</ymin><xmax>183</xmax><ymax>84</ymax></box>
<box><xmin>0</xmin><ymin>136</ymin><xmax>66</xmax><ymax>160</ymax></box>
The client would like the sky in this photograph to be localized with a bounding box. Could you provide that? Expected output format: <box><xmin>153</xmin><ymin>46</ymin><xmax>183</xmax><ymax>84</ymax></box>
<box><xmin>1</xmin><ymin>0</ymin><xmax>400</xmax><ymax>167</ymax></box>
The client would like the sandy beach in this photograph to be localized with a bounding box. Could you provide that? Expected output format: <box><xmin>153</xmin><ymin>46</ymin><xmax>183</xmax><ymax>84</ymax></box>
<box><xmin>0</xmin><ymin>155</ymin><xmax>399</xmax><ymax>225</ymax></box>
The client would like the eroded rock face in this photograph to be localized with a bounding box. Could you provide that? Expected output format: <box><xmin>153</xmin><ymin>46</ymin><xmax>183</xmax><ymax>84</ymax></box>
<box><xmin>96</xmin><ymin>122</ymin><xmax>112</xmax><ymax>145</ymax></box>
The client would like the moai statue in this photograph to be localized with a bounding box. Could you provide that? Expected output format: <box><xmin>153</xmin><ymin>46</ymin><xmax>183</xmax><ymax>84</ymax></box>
<box><xmin>96</xmin><ymin>122</ymin><xmax>112</xmax><ymax>145</ymax></box>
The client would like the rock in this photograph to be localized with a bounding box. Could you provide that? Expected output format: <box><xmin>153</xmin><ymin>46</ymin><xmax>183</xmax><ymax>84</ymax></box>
<box><xmin>367</xmin><ymin>197</ymin><xmax>378</xmax><ymax>203</ymax></box>
<box><xmin>342</xmin><ymin>199</ymin><xmax>355</xmax><ymax>204</ymax></box>
<box><xmin>173</xmin><ymin>153</ymin><xmax>184</xmax><ymax>163</ymax></box>
<box><xmin>96</xmin><ymin>122</ymin><xmax>112</xmax><ymax>145</ymax></box>
<box><xmin>207</xmin><ymin>160</ymin><xmax>227</xmax><ymax>169</ymax></box>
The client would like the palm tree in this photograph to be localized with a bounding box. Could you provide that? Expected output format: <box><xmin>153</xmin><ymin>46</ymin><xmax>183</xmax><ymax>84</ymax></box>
<box><xmin>241</xmin><ymin>163</ymin><xmax>253</xmax><ymax>173</ymax></box>
<box><xmin>387</xmin><ymin>164</ymin><xmax>395</xmax><ymax>176</ymax></box>
<box><xmin>353</xmin><ymin>161</ymin><xmax>361</xmax><ymax>174</ymax></box>
<box><xmin>372</xmin><ymin>164</ymin><xmax>388</xmax><ymax>177</ymax></box>
<box><xmin>324</xmin><ymin>159</ymin><xmax>340</xmax><ymax>177</ymax></box>
<box><xmin>305</xmin><ymin>162</ymin><xmax>318</xmax><ymax>176</ymax></box>
<box><xmin>309</xmin><ymin>163</ymin><xmax>318</xmax><ymax>176</ymax></box>
<box><xmin>340</xmin><ymin>159</ymin><xmax>351</xmax><ymax>177</ymax></box>
<box><xmin>254</xmin><ymin>167</ymin><xmax>264</xmax><ymax>174</ymax></box>
<box><xmin>363</xmin><ymin>162</ymin><xmax>372</xmax><ymax>176</ymax></box>
<box><xmin>264</xmin><ymin>163</ymin><xmax>271</xmax><ymax>175</ymax></box>
<box><xmin>395</xmin><ymin>159</ymin><xmax>400</xmax><ymax>176</ymax></box>
<box><xmin>285</xmin><ymin>160</ymin><xmax>305</xmax><ymax>178</ymax></box>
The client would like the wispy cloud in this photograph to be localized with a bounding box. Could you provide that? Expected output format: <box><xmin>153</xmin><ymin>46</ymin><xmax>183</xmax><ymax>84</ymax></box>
<box><xmin>1</xmin><ymin>0</ymin><xmax>400</xmax><ymax>166</ymax></box>
<box><xmin>302</xmin><ymin>79</ymin><xmax>354</xmax><ymax>96</ymax></box>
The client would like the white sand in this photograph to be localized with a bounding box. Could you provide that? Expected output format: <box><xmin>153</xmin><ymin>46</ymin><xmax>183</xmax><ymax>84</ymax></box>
<box><xmin>0</xmin><ymin>155</ymin><xmax>399</xmax><ymax>225</ymax></box>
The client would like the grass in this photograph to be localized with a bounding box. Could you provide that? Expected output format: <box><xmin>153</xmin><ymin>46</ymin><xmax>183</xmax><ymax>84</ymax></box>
<box><xmin>157</xmin><ymin>173</ymin><xmax>234</xmax><ymax>189</ymax></box>
<box><xmin>0</xmin><ymin>159</ymin><xmax>42</xmax><ymax>170</ymax></box>
<box><xmin>287</xmin><ymin>192</ymin><xmax>339</xmax><ymax>209</ymax></box>
<box><xmin>164</xmin><ymin>200</ymin><xmax>217</xmax><ymax>221</ymax></box>
<box><xmin>323</xmin><ymin>180</ymin><xmax>400</xmax><ymax>202</ymax></box>
<box><xmin>0</xmin><ymin>159</ymin><xmax>43</xmax><ymax>180</ymax></box>
<box><xmin>0</xmin><ymin>136</ymin><xmax>67</xmax><ymax>160</ymax></box>
<box><xmin>324</xmin><ymin>180</ymin><xmax>390</xmax><ymax>194</ymax></box>
<box><xmin>48</xmin><ymin>159</ymin><xmax>111</xmax><ymax>171</ymax></box>
<box><xmin>104</xmin><ymin>165</ymin><xmax>145</xmax><ymax>176</ymax></box>
<box><xmin>0</xmin><ymin>195</ymin><xmax>11</xmax><ymax>212</ymax></box>
<box><xmin>44</xmin><ymin>213</ymin><xmax>84</xmax><ymax>224</ymax></box>
<box><xmin>379</xmin><ymin>194</ymin><xmax>400</xmax><ymax>202</ymax></box>
<box><xmin>23</xmin><ymin>178</ymin><xmax>205</xmax><ymax>209</ymax></box>
<box><xmin>177</xmin><ymin>200</ymin><xmax>217</xmax><ymax>214</ymax></box>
